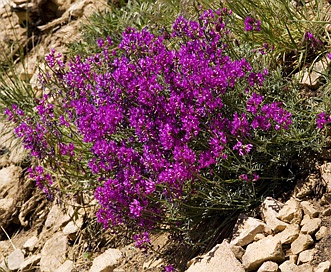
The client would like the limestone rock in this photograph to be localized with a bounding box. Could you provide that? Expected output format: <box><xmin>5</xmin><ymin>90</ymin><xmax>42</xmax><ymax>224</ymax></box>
<box><xmin>23</xmin><ymin>236</ymin><xmax>39</xmax><ymax>252</ymax></box>
<box><xmin>315</xmin><ymin>226</ymin><xmax>327</xmax><ymax>241</ymax></box>
<box><xmin>55</xmin><ymin>260</ymin><xmax>74</xmax><ymax>272</ymax></box>
<box><xmin>63</xmin><ymin>216</ymin><xmax>83</xmax><ymax>240</ymax></box>
<box><xmin>68</xmin><ymin>0</ymin><xmax>89</xmax><ymax>18</ymax></box>
<box><xmin>300</xmin><ymin>201</ymin><xmax>319</xmax><ymax>218</ymax></box>
<box><xmin>314</xmin><ymin>261</ymin><xmax>331</xmax><ymax>272</ymax></box>
<box><xmin>231</xmin><ymin>215</ymin><xmax>268</xmax><ymax>247</ymax></box>
<box><xmin>274</xmin><ymin>224</ymin><xmax>300</xmax><ymax>244</ymax></box>
<box><xmin>301</xmin><ymin>218</ymin><xmax>321</xmax><ymax>235</ymax></box>
<box><xmin>229</xmin><ymin>244</ymin><xmax>245</xmax><ymax>260</ymax></box>
<box><xmin>291</xmin><ymin>233</ymin><xmax>314</xmax><ymax>255</ymax></box>
<box><xmin>185</xmin><ymin>241</ymin><xmax>245</xmax><ymax>272</ymax></box>
<box><xmin>279</xmin><ymin>260</ymin><xmax>298</xmax><ymax>272</ymax></box>
<box><xmin>299</xmin><ymin>57</ymin><xmax>331</xmax><ymax>90</ymax></box>
<box><xmin>277</xmin><ymin>198</ymin><xmax>302</xmax><ymax>224</ymax></box>
<box><xmin>300</xmin><ymin>214</ymin><xmax>311</xmax><ymax>226</ymax></box>
<box><xmin>40</xmin><ymin>232</ymin><xmax>68</xmax><ymax>272</ymax></box>
<box><xmin>89</xmin><ymin>248</ymin><xmax>122</xmax><ymax>272</ymax></box>
<box><xmin>297</xmin><ymin>249</ymin><xmax>315</xmax><ymax>264</ymax></box>
<box><xmin>20</xmin><ymin>254</ymin><xmax>41</xmax><ymax>271</ymax></box>
<box><xmin>7</xmin><ymin>248</ymin><xmax>24</xmax><ymax>271</ymax></box>
<box><xmin>257</xmin><ymin>261</ymin><xmax>279</xmax><ymax>272</ymax></box>
<box><xmin>44</xmin><ymin>204</ymin><xmax>72</xmax><ymax>230</ymax></box>
<box><xmin>242</xmin><ymin>236</ymin><xmax>285</xmax><ymax>271</ymax></box>
<box><xmin>321</xmin><ymin>162</ymin><xmax>331</xmax><ymax>193</ymax></box>
<box><xmin>261</xmin><ymin>197</ymin><xmax>288</xmax><ymax>232</ymax></box>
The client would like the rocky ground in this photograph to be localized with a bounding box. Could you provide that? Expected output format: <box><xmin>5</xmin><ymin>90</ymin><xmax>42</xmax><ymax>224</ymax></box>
<box><xmin>1</xmin><ymin>1</ymin><xmax>331</xmax><ymax>272</ymax></box>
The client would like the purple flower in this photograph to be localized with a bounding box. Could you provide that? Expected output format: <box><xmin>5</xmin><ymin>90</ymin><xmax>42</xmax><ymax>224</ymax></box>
<box><xmin>244</xmin><ymin>17</ymin><xmax>261</xmax><ymax>31</ymax></box>
<box><xmin>316</xmin><ymin>112</ymin><xmax>327</xmax><ymax>129</ymax></box>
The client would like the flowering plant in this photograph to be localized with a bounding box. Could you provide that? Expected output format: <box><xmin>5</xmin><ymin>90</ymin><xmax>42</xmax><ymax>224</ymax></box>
<box><xmin>5</xmin><ymin>8</ymin><xmax>326</xmax><ymax>252</ymax></box>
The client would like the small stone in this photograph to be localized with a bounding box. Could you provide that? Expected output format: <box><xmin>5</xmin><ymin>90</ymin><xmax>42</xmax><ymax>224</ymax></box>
<box><xmin>297</xmin><ymin>249</ymin><xmax>314</xmax><ymax>264</ymax></box>
<box><xmin>55</xmin><ymin>260</ymin><xmax>74</xmax><ymax>272</ymax></box>
<box><xmin>301</xmin><ymin>218</ymin><xmax>321</xmax><ymax>235</ymax></box>
<box><xmin>230</xmin><ymin>215</ymin><xmax>268</xmax><ymax>247</ymax></box>
<box><xmin>23</xmin><ymin>236</ymin><xmax>39</xmax><ymax>252</ymax></box>
<box><xmin>89</xmin><ymin>248</ymin><xmax>122</xmax><ymax>272</ymax></box>
<box><xmin>288</xmin><ymin>254</ymin><xmax>298</xmax><ymax>264</ymax></box>
<box><xmin>322</xmin><ymin>207</ymin><xmax>331</xmax><ymax>216</ymax></box>
<box><xmin>300</xmin><ymin>201</ymin><xmax>319</xmax><ymax>218</ymax></box>
<box><xmin>274</xmin><ymin>224</ymin><xmax>300</xmax><ymax>244</ymax></box>
<box><xmin>254</xmin><ymin>233</ymin><xmax>266</xmax><ymax>241</ymax></box>
<box><xmin>300</xmin><ymin>214</ymin><xmax>311</xmax><ymax>226</ymax></box>
<box><xmin>261</xmin><ymin>197</ymin><xmax>288</xmax><ymax>232</ymax></box>
<box><xmin>291</xmin><ymin>233</ymin><xmax>314</xmax><ymax>255</ymax></box>
<box><xmin>277</xmin><ymin>198</ymin><xmax>302</xmax><ymax>224</ymax></box>
<box><xmin>257</xmin><ymin>261</ymin><xmax>278</xmax><ymax>272</ymax></box>
<box><xmin>63</xmin><ymin>216</ymin><xmax>83</xmax><ymax>240</ymax></box>
<box><xmin>279</xmin><ymin>260</ymin><xmax>298</xmax><ymax>272</ymax></box>
<box><xmin>229</xmin><ymin>244</ymin><xmax>245</xmax><ymax>260</ymax></box>
<box><xmin>40</xmin><ymin>233</ymin><xmax>68</xmax><ymax>272</ymax></box>
<box><xmin>320</xmin><ymin>193</ymin><xmax>331</xmax><ymax>205</ymax></box>
<box><xmin>315</xmin><ymin>226</ymin><xmax>328</xmax><ymax>241</ymax></box>
<box><xmin>297</xmin><ymin>263</ymin><xmax>313</xmax><ymax>272</ymax></box>
<box><xmin>7</xmin><ymin>249</ymin><xmax>24</xmax><ymax>271</ymax></box>
<box><xmin>186</xmin><ymin>241</ymin><xmax>245</xmax><ymax>272</ymax></box>
<box><xmin>20</xmin><ymin>254</ymin><xmax>41</xmax><ymax>271</ymax></box>
<box><xmin>314</xmin><ymin>261</ymin><xmax>331</xmax><ymax>272</ymax></box>
<box><xmin>242</xmin><ymin>236</ymin><xmax>285</xmax><ymax>271</ymax></box>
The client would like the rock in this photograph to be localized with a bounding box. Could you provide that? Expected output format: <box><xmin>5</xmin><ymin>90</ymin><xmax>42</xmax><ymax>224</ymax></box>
<box><xmin>277</xmin><ymin>198</ymin><xmax>302</xmax><ymax>224</ymax></box>
<box><xmin>301</xmin><ymin>218</ymin><xmax>321</xmax><ymax>235</ymax></box>
<box><xmin>279</xmin><ymin>260</ymin><xmax>298</xmax><ymax>272</ymax></box>
<box><xmin>315</xmin><ymin>226</ymin><xmax>327</xmax><ymax>241</ymax></box>
<box><xmin>299</xmin><ymin>57</ymin><xmax>331</xmax><ymax>90</ymax></box>
<box><xmin>44</xmin><ymin>204</ymin><xmax>72</xmax><ymax>230</ymax></box>
<box><xmin>20</xmin><ymin>254</ymin><xmax>41</xmax><ymax>271</ymax></box>
<box><xmin>322</xmin><ymin>207</ymin><xmax>331</xmax><ymax>216</ymax></box>
<box><xmin>55</xmin><ymin>260</ymin><xmax>74</xmax><ymax>272</ymax></box>
<box><xmin>68</xmin><ymin>0</ymin><xmax>89</xmax><ymax>18</ymax></box>
<box><xmin>261</xmin><ymin>197</ymin><xmax>288</xmax><ymax>232</ymax></box>
<box><xmin>314</xmin><ymin>261</ymin><xmax>331</xmax><ymax>272</ymax></box>
<box><xmin>40</xmin><ymin>232</ymin><xmax>68</xmax><ymax>272</ymax></box>
<box><xmin>291</xmin><ymin>233</ymin><xmax>314</xmax><ymax>255</ymax></box>
<box><xmin>297</xmin><ymin>248</ymin><xmax>315</xmax><ymax>264</ymax></box>
<box><xmin>300</xmin><ymin>201</ymin><xmax>319</xmax><ymax>218</ymax></box>
<box><xmin>321</xmin><ymin>162</ymin><xmax>331</xmax><ymax>193</ymax></box>
<box><xmin>320</xmin><ymin>193</ymin><xmax>331</xmax><ymax>205</ymax></box>
<box><xmin>274</xmin><ymin>224</ymin><xmax>300</xmax><ymax>244</ymax></box>
<box><xmin>254</xmin><ymin>233</ymin><xmax>266</xmax><ymax>241</ymax></box>
<box><xmin>7</xmin><ymin>248</ymin><xmax>24</xmax><ymax>271</ymax></box>
<box><xmin>242</xmin><ymin>236</ymin><xmax>285</xmax><ymax>271</ymax></box>
<box><xmin>0</xmin><ymin>165</ymin><xmax>22</xmax><ymax>198</ymax></box>
<box><xmin>300</xmin><ymin>214</ymin><xmax>311</xmax><ymax>226</ymax></box>
<box><xmin>229</xmin><ymin>244</ymin><xmax>245</xmax><ymax>260</ymax></box>
<box><xmin>297</xmin><ymin>263</ymin><xmax>313</xmax><ymax>272</ymax></box>
<box><xmin>231</xmin><ymin>215</ymin><xmax>268</xmax><ymax>247</ymax></box>
<box><xmin>63</xmin><ymin>216</ymin><xmax>84</xmax><ymax>240</ymax></box>
<box><xmin>294</xmin><ymin>175</ymin><xmax>315</xmax><ymax>199</ymax></box>
<box><xmin>89</xmin><ymin>248</ymin><xmax>122</xmax><ymax>272</ymax></box>
<box><xmin>23</xmin><ymin>236</ymin><xmax>39</xmax><ymax>252</ymax></box>
<box><xmin>257</xmin><ymin>261</ymin><xmax>279</xmax><ymax>272</ymax></box>
<box><xmin>185</xmin><ymin>241</ymin><xmax>245</xmax><ymax>272</ymax></box>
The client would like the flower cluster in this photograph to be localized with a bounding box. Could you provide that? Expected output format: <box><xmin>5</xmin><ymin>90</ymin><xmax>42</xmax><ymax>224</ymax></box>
<box><xmin>316</xmin><ymin>112</ymin><xmax>331</xmax><ymax>129</ymax></box>
<box><xmin>244</xmin><ymin>16</ymin><xmax>261</xmax><ymax>31</ymax></box>
<box><xmin>304</xmin><ymin>32</ymin><xmax>322</xmax><ymax>48</ymax></box>
<box><xmin>5</xmin><ymin>9</ymin><xmax>293</xmax><ymax>248</ymax></box>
